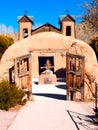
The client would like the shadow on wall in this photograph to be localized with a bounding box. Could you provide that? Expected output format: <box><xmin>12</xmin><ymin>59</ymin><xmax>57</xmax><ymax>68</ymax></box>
<box><xmin>54</xmin><ymin>68</ymin><xmax>66</xmax><ymax>79</ymax></box>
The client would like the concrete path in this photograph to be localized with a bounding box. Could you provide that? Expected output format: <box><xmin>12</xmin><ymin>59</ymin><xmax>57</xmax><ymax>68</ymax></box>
<box><xmin>8</xmin><ymin>79</ymin><xmax>98</xmax><ymax>130</ymax></box>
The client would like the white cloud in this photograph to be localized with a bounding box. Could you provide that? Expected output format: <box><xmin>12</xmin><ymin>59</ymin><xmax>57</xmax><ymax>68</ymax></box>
<box><xmin>33</xmin><ymin>23</ymin><xmax>42</xmax><ymax>29</ymax></box>
<box><xmin>7</xmin><ymin>26</ymin><xmax>14</xmax><ymax>34</ymax></box>
<box><xmin>0</xmin><ymin>24</ymin><xmax>14</xmax><ymax>34</ymax></box>
<box><xmin>0</xmin><ymin>24</ymin><xmax>7</xmax><ymax>34</ymax></box>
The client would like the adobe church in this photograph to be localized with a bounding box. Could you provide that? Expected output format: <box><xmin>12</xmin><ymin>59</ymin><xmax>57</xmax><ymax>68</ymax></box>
<box><xmin>18</xmin><ymin>14</ymin><xmax>75</xmax><ymax>40</ymax></box>
<box><xmin>0</xmin><ymin>14</ymin><xmax>98</xmax><ymax>101</ymax></box>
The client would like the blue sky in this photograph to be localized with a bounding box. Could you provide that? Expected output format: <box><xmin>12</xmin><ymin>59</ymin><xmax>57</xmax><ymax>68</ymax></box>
<box><xmin>0</xmin><ymin>0</ymin><xmax>92</xmax><ymax>33</ymax></box>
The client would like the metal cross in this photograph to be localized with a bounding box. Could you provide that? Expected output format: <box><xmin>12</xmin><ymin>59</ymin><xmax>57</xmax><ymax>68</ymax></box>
<box><xmin>24</xmin><ymin>10</ymin><xmax>28</xmax><ymax>15</ymax></box>
<box><xmin>65</xmin><ymin>9</ymin><xmax>69</xmax><ymax>15</ymax></box>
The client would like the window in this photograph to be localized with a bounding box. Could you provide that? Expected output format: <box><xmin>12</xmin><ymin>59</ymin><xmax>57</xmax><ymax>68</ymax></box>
<box><xmin>66</xmin><ymin>26</ymin><xmax>71</xmax><ymax>36</ymax></box>
<box><xmin>9</xmin><ymin>66</ymin><xmax>15</xmax><ymax>84</ymax></box>
<box><xmin>23</xmin><ymin>28</ymin><xmax>28</xmax><ymax>38</ymax></box>
<box><xmin>16</xmin><ymin>54</ymin><xmax>30</xmax><ymax>77</ymax></box>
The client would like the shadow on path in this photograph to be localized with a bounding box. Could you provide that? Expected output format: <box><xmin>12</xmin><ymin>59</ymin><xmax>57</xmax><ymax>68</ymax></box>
<box><xmin>32</xmin><ymin>78</ymin><xmax>67</xmax><ymax>101</ymax></box>
<box><xmin>55</xmin><ymin>84</ymin><xmax>66</xmax><ymax>90</ymax></box>
<box><xmin>33</xmin><ymin>93</ymin><xmax>66</xmax><ymax>100</ymax></box>
<box><xmin>67</xmin><ymin>110</ymin><xmax>98</xmax><ymax>130</ymax></box>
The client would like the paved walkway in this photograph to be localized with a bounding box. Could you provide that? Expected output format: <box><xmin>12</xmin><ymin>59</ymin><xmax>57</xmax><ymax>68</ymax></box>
<box><xmin>8</xmin><ymin>79</ymin><xmax>98</xmax><ymax>130</ymax></box>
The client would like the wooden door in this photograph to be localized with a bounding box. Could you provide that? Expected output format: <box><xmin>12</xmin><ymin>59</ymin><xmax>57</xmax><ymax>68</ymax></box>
<box><xmin>66</xmin><ymin>53</ymin><xmax>85</xmax><ymax>101</ymax></box>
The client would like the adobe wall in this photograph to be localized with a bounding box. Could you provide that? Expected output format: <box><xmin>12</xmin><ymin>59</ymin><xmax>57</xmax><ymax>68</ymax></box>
<box><xmin>0</xmin><ymin>32</ymin><xmax>97</xmax><ymax>101</ymax></box>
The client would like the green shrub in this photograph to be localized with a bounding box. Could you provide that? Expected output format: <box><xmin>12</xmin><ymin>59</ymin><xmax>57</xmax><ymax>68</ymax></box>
<box><xmin>0</xmin><ymin>35</ymin><xmax>14</xmax><ymax>59</ymax></box>
<box><xmin>0</xmin><ymin>80</ymin><xmax>26</xmax><ymax>111</ymax></box>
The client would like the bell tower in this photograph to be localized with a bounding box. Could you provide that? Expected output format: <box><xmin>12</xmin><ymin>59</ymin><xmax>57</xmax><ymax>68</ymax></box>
<box><xmin>18</xmin><ymin>14</ymin><xmax>33</xmax><ymax>40</ymax></box>
<box><xmin>59</xmin><ymin>14</ymin><xmax>75</xmax><ymax>38</ymax></box>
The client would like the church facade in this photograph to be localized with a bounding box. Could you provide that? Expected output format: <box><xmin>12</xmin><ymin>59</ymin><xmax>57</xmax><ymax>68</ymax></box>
<box><xmin>0</xmin><ymin>14</ymin><xmax>98</xmax><ymax>101</ymax></box>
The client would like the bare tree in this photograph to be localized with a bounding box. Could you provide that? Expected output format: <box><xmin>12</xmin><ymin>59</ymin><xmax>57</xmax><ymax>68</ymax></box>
<box><xmin>79</xmin><ymin>0</ymin><xmax>98</xmax><ymax>28</ymax></box>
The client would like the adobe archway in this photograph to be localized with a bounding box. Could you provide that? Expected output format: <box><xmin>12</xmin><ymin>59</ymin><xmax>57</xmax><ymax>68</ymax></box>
<box><xmin>0</xmin><ymin>32</ymin><xmax>97</xmax><ymax>101</ymax></box>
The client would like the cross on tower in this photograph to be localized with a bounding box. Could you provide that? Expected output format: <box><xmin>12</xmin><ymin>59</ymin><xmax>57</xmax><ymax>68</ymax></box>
<box><xmin>65</xmin><ymin>9</ymin><xmax>69</xmax><ymax>15</ymax></box>
<box><xmin>24</xmin><ymin>10</ymin><xmax>28</xmax><ymax>15</ymax></box>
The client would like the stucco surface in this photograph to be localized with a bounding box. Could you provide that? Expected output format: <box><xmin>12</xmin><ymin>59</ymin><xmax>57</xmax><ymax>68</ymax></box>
<box><xmin>1</xmin><ymin>32</ymin><xmax>97</xmax><ymax>63</ymax></box>
<box><xmin>0</xmin><ymin>32</ymin><xmax>97</xmax><ymax>80</ymax></box>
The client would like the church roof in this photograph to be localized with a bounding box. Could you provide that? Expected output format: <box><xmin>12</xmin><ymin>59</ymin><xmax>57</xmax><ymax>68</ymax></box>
<box><xmin>32</xmin><ymin>23</ymin><xmax>60</xmax><ymax>32</ymax></box>
<box><xmin>18</xmin><ymin>15</ymin><xmax>33</xmax><ymax>24</ymax></box>
<box><xmin>59</xmin><ymin>14</ymin><xmax>75</xmax><ymax>23</ymax></box>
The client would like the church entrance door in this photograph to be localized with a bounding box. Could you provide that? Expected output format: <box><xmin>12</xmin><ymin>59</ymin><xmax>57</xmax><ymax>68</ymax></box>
<box><xmin>38</xmin><ymin>56</ymin><xmax>54</xmax><ymax>75</ymax></box>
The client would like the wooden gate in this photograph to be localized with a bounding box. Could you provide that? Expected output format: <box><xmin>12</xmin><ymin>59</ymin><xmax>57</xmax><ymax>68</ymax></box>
<box><xmin>66</xmin><ymin>53</ymin><xmax>85</xmax><ymax>101</ymax></box>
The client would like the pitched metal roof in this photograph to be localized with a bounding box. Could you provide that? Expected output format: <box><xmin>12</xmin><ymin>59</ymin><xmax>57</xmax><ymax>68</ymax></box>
<box><xmin>32</xmin><ymin>22</ymin><xmax>60</xmax><ymax>32</ymax></box>
<box><xmin>18</xmin><ymin>15</ymin><xmax>33</xmax><ymax>23</ymax></box>
<box><xmin>59</xmin><ymin>14</ymin><xmax>75</xmax><ymax>23</ymax></box>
